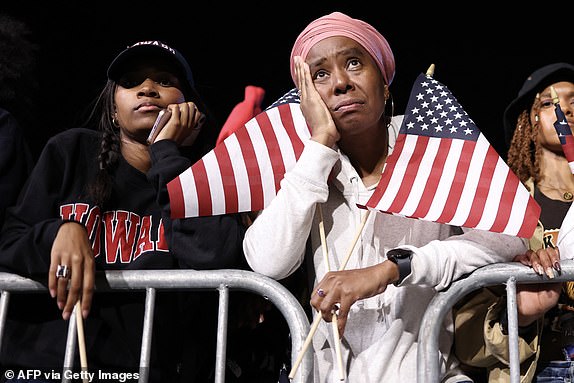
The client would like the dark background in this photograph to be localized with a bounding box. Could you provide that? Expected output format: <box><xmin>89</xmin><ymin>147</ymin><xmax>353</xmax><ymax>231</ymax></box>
<box><xmin>2</xmin><ymin>2</ymin><xmax>571</xmax><ymax>159</ymax></box>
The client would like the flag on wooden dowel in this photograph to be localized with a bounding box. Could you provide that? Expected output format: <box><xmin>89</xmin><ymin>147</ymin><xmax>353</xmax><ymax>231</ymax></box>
<box><xmin>551</xmin><ymin>86</ymin><xmax>574</xmax><ymax>174</ymax></box>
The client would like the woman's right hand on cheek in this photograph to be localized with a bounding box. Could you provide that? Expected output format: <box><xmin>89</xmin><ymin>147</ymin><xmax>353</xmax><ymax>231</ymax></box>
<box><xmin>154</xmin><ymin>102</ymin><xmax>204</xmax><ymax>146</ymax></box>
<box><xmin>48</xmin><ymin>221</ymin><xmax>95</xmax><ymax>320</ymax></box>
<box><xmin>294</xmin><ymin>56</ymin><xmax>340</xmax><ymax>148</ymax></box>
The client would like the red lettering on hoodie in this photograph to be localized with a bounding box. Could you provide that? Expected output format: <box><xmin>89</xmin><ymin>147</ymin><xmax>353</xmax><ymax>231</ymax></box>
<box><xmin>103</xmin><ymin>211</ymin><xmax>140</xmax><ymax>264</ymax></box>
<box><xmin>59</xmin><ymin>203</ymin><xmax>166</xmax><ymax>265</ymax></box>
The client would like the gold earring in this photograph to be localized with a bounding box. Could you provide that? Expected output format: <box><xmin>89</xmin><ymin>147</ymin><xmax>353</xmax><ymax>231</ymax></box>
<box><xmin>112</xmin><ymin>116</ymin><xmax>120</xmax><ymax>127</ymax></box>
<box><xmin>535</xmin><ymin>115</ymin><xmax>539</xmax><ymax>122</ymax></box>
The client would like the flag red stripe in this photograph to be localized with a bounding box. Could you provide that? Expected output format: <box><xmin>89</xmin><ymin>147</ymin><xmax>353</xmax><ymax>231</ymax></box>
<box><xmin>412</xmin><ymin>138</ymin><xmax>451</xmax><ymax>217</ymax></box>
<box><xmin>213</xmin><ymin>144</ymin><xmax>238</xmax><ymax>214</ymax></box>
<box><xmin>488</xmin><ymin>170</ymin><xmax>518</xmax><ymax>233</ymax></box>
<box><xmin>462</xmin><ymin>146</ymin><xmax>499</xmax><ymax>228</ymax></box>
<box><xmin>563</xmin><ymin>135</ymin><xmax>574</xmax><ymax>162</ymax></box>
<box><xmin>436</xmin><ymin>140</ymin><xmax>475</xmax><ymax>223</ymax></box>
<box><xmin>167</xmin><ymin>176</ymin><xmax>185</xmax><ymax>219</ymax></box>
<box><xmin>193</xmin><ymin>160</ymin><xmax>213</xmax><ymax>216</ymax></box>
<box><xmin>366</xmin><ymin>133</ymin><xmax>407</xmax><ymax>207</ymax></box>
<box><xmin>388</xmin><ymin>135</ymin><xmax>428</xmax><ymax>212</ymax></box>
<box><xmin>234</xmin><ymin>126</ymin><xmax>264</xmax><ymax>211</ymax></box>
<box><xmin>256</xmin><ymin>111</ymin><xmax>285</xmax><ymax>193</ymax></box>
<box><xmin>516</xmin><ymin>197</ymin><xmax>542</xmax><ymax>238</ymax></box>
<box><xmin>279</xmin><ymin>105</ymin><xmax>306</xmax><ymax>159</ymax></box>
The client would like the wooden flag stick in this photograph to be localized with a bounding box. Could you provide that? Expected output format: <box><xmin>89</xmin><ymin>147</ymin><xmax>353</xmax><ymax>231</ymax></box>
<box><xmin>551</xmin><ymin>86</ymin><xmax>559</xmax><ymax>104</ymax></box>
<box><xmin>75</xmin><ymin>300</ymin><xmax>89</xmax><ymax>383</ymax></box>
<box><xmin>288</xmin><ymin>313</ymin><xmax>322</xmax><ymax>379</ymax></box>
<box><xmin>317</xmin><ymin>205</ymin><xmax>345</xmax><ymax>380</ymax></box>
<box><xmin>331</xmin><ymin>315</ymin><xmax>345</xmax><ymax>381</ymax></box>
<box><xmin>289</xmin><ymin>208</ymin><xmax>371</xmax><ymax>379</ymax></box>
<box><xmin>426</xmin><ymin>63</ymin><xmax>435</xmax><ymax>77</ymax></box>
<box><xmin>339</xmin><ymin>210</ymin><xmax>370</xmax><ymax>271</ymax></box>
<box><xmin>317</xmin><ymin>205</ymin><xmax>331</xmax><ymax>271</ymax></box>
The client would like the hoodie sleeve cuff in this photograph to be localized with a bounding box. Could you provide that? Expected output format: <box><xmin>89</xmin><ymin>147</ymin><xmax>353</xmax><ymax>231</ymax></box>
<box><xmin>289</xmin><ymin>140</ymin><xmax>339</xmax><ymax>186</ymax></box>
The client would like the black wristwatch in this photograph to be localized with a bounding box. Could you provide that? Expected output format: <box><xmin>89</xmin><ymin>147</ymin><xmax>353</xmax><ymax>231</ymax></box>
<box><xmin>386</xmin><ymin>248</ymin><xmax>413</xmax><ymax>286</ymax></box>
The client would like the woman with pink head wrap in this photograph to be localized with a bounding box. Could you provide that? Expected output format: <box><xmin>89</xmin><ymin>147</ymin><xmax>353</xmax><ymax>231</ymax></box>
<box><xmin>244</xmin><ymin>11</ymin><xmax>523</xmax><ymax>383</ymax></box>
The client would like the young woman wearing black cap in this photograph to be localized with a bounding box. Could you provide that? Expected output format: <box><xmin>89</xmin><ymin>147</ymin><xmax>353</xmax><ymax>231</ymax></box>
<box><xmin>0</xmin><ymin>40</ymin><xmax>246</xmax><ymax>381</ymax></box>
<box><xmin>455</xmin><ymin>62</ymin><xmax>574</xmax><ymax>383</ymax></box>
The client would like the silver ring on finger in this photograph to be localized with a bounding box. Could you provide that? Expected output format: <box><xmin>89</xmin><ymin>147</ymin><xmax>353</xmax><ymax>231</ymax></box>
<box><xmin>56</xmin><ymin>264</ymin><xmax>70</xmax><ymax>279</ymax></box>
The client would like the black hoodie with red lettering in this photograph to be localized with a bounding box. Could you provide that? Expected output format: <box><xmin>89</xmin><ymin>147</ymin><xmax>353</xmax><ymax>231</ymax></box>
<box><xmin>0</xmin><ymin>128</ymin><xmax>247</xmax><ymax>381</ymax></box>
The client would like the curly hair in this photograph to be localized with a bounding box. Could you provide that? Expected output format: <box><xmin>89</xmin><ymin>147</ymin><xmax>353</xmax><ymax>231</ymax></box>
<box><xmin>506</xmin><ymin>96</ymin><xmax>542</xmax><ymax>191</ymax></box>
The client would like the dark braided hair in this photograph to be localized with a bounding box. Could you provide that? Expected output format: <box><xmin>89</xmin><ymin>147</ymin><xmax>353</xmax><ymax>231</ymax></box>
<box><xmin>506</xmin><ymin>96</ymin><xmax>542</xmax><ymax>191</ymax></box>
<box><xmin>85</xmin><ymin>80</ymin><xmax>121</xmax><ymax>207</ymax></box>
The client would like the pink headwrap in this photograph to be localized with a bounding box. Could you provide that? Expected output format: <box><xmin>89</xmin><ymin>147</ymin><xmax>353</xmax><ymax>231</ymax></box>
<box><xmin>290</xmin><ymin>12</ymin><xmax>395</xmax><ymax>86</ymax></box>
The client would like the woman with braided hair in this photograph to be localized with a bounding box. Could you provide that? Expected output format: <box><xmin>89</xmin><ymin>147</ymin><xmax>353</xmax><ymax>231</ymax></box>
<box><xmin>0</xmin><ymin>40</ymin><xmax>246</xmax><ymax>381</ymax></box>
<box><xmin>454</xmin><ymin>62</ymin><xmax>574</xmax><ymax>383</ymax></box>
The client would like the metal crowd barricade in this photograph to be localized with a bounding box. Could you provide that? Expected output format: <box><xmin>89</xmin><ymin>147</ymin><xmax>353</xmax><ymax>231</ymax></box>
<box><xmin>0</xmin><ymin>269</ymin><xmax>313</xmax><ymax>383</ymax></box>
<box><xmin>418</xmin><ymin>259</ymin><xmax>574</xmax><ymax>383</ymax></box>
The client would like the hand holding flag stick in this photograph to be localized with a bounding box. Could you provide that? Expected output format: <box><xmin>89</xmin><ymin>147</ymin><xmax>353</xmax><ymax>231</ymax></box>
<box><xmin>288</xmin><ymin>209</ymin><xmax>370</xmax><ymax>380</ymax></box>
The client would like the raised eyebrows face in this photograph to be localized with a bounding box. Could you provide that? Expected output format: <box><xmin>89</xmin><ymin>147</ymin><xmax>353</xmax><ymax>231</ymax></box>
<box><xmin>305</xmin><ymin>36</ymin><xmax>388</xmax><ymax>137</ymax></box>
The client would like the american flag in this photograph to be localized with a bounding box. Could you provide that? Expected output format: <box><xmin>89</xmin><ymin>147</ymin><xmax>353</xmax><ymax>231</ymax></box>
<box><xmin>364</xmin><ymin>73</ymin><xmax>540</xmax><ymax>238</ymax></box>
<box><xmin>554</xmin><ymin>102</ymin><xmax>574</xmax><ymax>174</ymax></box>
<box><xmin>167</xmin><ymin>89</ymin><xmax>308</xmax><ymax>218</ymax></box>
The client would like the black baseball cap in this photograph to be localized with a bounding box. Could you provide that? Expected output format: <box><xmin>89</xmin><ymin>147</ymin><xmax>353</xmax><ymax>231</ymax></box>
<box><xmin>503</xmin><ymin>62</ymin><xmax>574</xmax><ymax>145</ymax></box>
<box><xmin>107</xmin><ymin>40</ymin><xmax>195</xmax><ymax>95</ymax></box>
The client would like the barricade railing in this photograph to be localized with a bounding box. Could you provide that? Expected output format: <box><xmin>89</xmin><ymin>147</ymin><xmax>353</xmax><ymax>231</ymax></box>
<box><xmin>418</xmin><ymin>259</ymin><xmax>574</xmax><ymax>383</ymax></box>
<box><xmin>0</xmin><ymin>269</ymin><xmax>313</xmax><ymax>383</ymax></box>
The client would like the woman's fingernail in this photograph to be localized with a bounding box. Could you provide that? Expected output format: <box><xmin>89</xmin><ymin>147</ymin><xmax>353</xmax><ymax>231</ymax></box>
<box><xmin>536</xmin><ymin>265</ymin><xmax>545</xmax><ymax>276</ymax></box>
<box><xmin>49</xmin><ymin>289</ymin><xmax>56</xmax><ymax>298</ymax></box>
<box><xmin>546</xmin><ymin>267</ymin><xmax>555</xmax><ymax>279</ymax></box>
<box><xmin>554</xmin><ymin>261</ymin><xmax>562</xmax><ymax>271</ymax></box>
<box><xmin>82</xmin><ymin>310</ymin><xmax>89</xmax><ymax>319</ymax></box>
<box><xmin>57</xmin><ymin>301</ymin><xmax>64</xmax><ymax>310</ymax></box>
<box><xmin>62</xmin><ymin>311</ymin><xmax>70</xmax><ymax>321</ymax></box>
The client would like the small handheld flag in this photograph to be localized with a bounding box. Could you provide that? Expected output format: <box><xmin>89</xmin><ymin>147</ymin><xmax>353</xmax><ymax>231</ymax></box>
<box><xmin>364</xmin><ymin>69</ymin><xmax>540</xmax><ymax>238</ymax></box>
<box><xmin>168</xmin><ymin>89</ymin><xmax>308</xmax><ymax>218</ymax></box>
<box><xmin>551</xmin><ymin>86</ymin><xmax>574</xmax><ymax>174</ymax></box>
